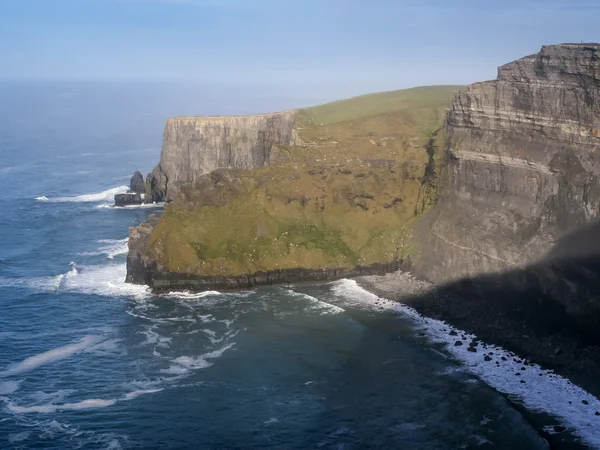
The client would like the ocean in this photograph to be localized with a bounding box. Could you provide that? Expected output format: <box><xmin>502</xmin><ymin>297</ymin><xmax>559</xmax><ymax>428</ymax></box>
<box><xmin>0</xmin><ymin>80</ymin><xmax>598</xmax><ymax>449</ymax></box>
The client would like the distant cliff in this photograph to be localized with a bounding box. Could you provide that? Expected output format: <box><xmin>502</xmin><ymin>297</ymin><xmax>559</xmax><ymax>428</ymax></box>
<box><xmin>145</xmin><ymin>111</ymin><xmax>299</xmax><ymax>202</ymax></box>
<box><xmin>417</xmin><ymin>44</ymin><xmax>600</xmax><ymax>282</ymax></box>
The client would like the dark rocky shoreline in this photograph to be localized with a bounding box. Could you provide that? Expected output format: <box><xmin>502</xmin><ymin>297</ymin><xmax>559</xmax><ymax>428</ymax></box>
<box><xmin>130</xmin><ymin>259</ymin><xmax>407</xmax><ymax>293</ymax></box>
<box><xmin>358</xmin><ymin>256</ymin><xmax>600</xmax><ymax>400</ymax></box>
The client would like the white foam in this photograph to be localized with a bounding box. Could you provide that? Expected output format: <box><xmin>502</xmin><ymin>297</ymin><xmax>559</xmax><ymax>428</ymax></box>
<box><xmin>84</xmin><ymin>338</ymin><xmax>122</xmax><ymax>354</ymax></box>
<box><xmin>286</xmin><ymin>289</ymin><xmax>345</xmax><ymax>315</ymax></box>
<box><xmin>34</xmin><ymin>186</ymin><xmax>128</xmax><ymax>203</ymax></box>
<box><xmin>138</xmin><ymin>325</ymin><xmax>172</xmax><ymax>349</ymax></box>
<box><xmin>29</xmin><ymin>390</ymin><xmax>75</xmax><ymax>404</ymax></box>
<box><xmin>0</xmin><ymin>380</ymin><xmax>21</xmax><ymax>394</ymax></box>
<box><xmin>50</xmin><ymin>263</ymin><xmax>150</xmax><ymax>299</ymax></box>
<box><xmin>97</xmin><ymin>202</ymin><xmax>165</xmax><ymax>210</ymax></box>
<box><xmin>330</xmin><ymin>279</ymin><xmax>397</xmax><ymax>311</ymax></box>
<box><xmin>2</xmin><ymin>335</ymin><xmax>105</xmax><ymax>375</ymax></box>
<box><xmin>161</xmin><ymin>342</ymin><xmax>235</xmax><ymax>375</ymax></box>
<box><xmin>52</xmin><ymin>262</ymin><xmax>79</xmax><ymax>291</ymax></box>
<box><xmin>7</xmin><ymin>398</ymin><xmax>116</xmax><ymax>414</ymax></box>
<box><xmin>199</xmin><ymin>314</ymin><xmax>216</xmax><ymax>323</ymax></box>
<box><xmin>334</xmin><ymin>279</ymin><xmax>600</xmax><ymax>448</ymax></box>
<box><xmin>8</xmin><ymin>431</ymin><xmax>31</xmax><ymax>443</ymax></box>
<box><xmin>162</xmin><ymin>290</ymin><xmax>223</xmax><ymax>300</ymax></box>
<box><xmin>81</xmin><ymin>238</ymin><xmax>129</xmax><ymax>259</ymax></box>
<box><xmin>122</xmin><ymin>389</ymin><xmax>163</xmax><ymax>401</ymax></box>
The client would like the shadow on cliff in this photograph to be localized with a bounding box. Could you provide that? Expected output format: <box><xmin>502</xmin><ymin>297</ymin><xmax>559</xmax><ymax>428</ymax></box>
<box><xmin>407</xmin><ymin>220</ymin><xmax>600</xmax><ymax>396</ymax></box>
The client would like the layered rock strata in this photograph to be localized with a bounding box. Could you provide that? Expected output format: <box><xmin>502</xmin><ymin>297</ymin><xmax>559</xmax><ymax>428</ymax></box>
<box><xmin>145</xmin><ymin>111</ymin><xmax>299</xmax><ymax>202</ymax></box>
<box><xmin>417</xmin><ymin>43</ymin><xmax>600</xmax><ymax>283</ymax></box>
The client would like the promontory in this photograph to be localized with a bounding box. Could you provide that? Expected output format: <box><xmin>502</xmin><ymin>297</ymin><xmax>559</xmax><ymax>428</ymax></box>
<box><xmin>126</xmin><ymin>43</ymin><xmax>600</xmax><ymax>295</ymax></box>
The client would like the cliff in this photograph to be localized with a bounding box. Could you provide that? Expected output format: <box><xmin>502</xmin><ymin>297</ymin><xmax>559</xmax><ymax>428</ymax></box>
<box><xmin>417</xmin><ymin>44</ymin><xmax>600</xmax><ymax>283</ymax></box>
<box><xmin>145</xmin><ymin>111</ymin><xmax>299</xmax><ymax>202</ymax></box>
<box><xmin>127</xmin><ymin>86</ymin><xmax>460</xmax><ymax>289</ymax></box>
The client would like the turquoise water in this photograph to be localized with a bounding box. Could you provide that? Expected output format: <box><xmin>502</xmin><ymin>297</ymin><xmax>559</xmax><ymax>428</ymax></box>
<box><xmin>0</xmin><ymin>81</ymin><xmax>581</xmax><ymax>449</ymax></box>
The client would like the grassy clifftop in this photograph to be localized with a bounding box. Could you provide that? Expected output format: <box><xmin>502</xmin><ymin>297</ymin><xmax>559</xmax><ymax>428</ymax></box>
<box><xmin>145</xmin><ymin>86</ymin><xmax>461</xmax><ymax>277</ymax></box>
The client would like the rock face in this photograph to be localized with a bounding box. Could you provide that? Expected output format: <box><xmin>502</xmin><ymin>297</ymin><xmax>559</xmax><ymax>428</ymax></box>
<box><xmin>130</xmin><ymin>171</ymin><xmax>145</xmax><ymax>194</ymax></box>
<box><xmin>126</xmin><ymin>216</ymin><xmax>161</xmax><ymax>285</ymax></box>
<box><xmin>145</xmin><ymin>111</ymin><xmax>299</xmax><ymax>202</ymax></box>
<box><xmin>417</xmin><ymin>44</ymin><xmax>600</xmax><ymax>283</ymax></box>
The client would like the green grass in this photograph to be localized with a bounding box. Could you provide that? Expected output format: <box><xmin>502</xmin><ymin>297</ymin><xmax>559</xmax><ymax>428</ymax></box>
<box><xmin>301</xmin><ymin>85</ymin><xmax>462</xmax><ymax>125</ymax></box>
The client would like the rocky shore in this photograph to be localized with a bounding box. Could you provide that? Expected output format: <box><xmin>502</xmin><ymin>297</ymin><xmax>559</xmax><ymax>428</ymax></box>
<box><xmin>358</xmin><ymin>256</ymin><xmax>600</xmax><ymax>399</ymax></box>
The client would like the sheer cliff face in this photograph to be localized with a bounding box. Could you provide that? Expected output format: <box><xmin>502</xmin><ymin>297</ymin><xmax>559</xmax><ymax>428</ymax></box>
<box><xmin>418</xmin><ymin>44</ymin><xmax>600</xmax><ymax>283</ymax></box>
<box><xmin>146</xmin><ymin>110</ymin><xmax>298</xmax><ymax>201</ymax></box>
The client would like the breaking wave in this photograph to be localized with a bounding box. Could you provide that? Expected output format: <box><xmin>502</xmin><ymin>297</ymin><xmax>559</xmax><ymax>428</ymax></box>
<box><xmin>161</xmin><ymin>342</ymin><xmax>236</xmax><ymax>375</ymax></box>
<box><xmin>285</xmin><ymin>289</ymin><xmax>345</xmax><ymax>315</ymax></box>
<box><xmin>35</xmin><ymin>186</ymin><xmax>128</xmax><ymax>203</ymax></box>
<box><xmin>80</xmin><ymin>238</ymin><xmax>129</xmax><ymax>259</ymax></box>
<box><xmin>0</xmin><ymin>262</ymin><xmax>150</xmax><ymax>299</ymax></box>
<box><xmin>96</xmin><ymin>202</ymin><xmax>165</xmax><ymax>210</ymax></box>
<box><xmin>1</xmin><ymin>335</ymin><xmax>106</xmax><ymax>376</ymax></box>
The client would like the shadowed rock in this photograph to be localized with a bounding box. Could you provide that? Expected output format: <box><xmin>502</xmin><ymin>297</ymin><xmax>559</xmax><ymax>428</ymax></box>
<box><xmin>115</xmin><ymin>193</ymin><xmax>142</xmax><ymax>207</ymax></box>
<box><xmin>130</xmin><ymin>171</ymin><xmax>145</xmax><ymax>194</ymax></box>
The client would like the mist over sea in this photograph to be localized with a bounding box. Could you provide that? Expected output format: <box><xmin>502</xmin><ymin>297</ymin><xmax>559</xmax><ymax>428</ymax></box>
<box><xmin>0</xmin><ymin>81</ymin><xmax>597</xmax><ymax>449</ymax></box>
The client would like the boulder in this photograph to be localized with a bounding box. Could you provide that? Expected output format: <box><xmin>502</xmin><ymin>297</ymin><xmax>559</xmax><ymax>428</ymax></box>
<box><xmin>115</xmin><ymin>193</ymin><xmax>142</xmax><ymax>207</ymax></box>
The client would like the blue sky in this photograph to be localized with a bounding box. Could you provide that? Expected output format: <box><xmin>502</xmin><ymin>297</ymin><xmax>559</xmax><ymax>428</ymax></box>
<box><xmin>1</xmin><ymin>0</ymin><xmax>598</xmax><ymax>93</ymax></box>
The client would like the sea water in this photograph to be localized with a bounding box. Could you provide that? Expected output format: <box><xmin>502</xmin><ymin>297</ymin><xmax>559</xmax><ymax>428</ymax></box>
<box><xmin>0</xmin><ymin>81</ymin><xmax>598</xmax><ymax>449</ymax></box>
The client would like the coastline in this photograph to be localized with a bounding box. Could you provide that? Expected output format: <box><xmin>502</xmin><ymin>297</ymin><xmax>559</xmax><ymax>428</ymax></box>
<box><xmin>356</xmin><ymin>270</ymin><xmax>600</xmax><ymax>400</ymax></box>
<box><xmin>134</xmin><ymin>262</ymin><xmax>408</xmax><ymax>293</ymax></box>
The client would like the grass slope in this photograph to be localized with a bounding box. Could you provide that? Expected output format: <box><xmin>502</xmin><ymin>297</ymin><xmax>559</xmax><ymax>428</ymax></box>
<box><xmin>148</xmin><ymin>86</ymin><xmax>461</xmax><ymax>276</ymax></box>
<box><xmin>302</xmin><ymin>85</ymin><xmax>462</xmax><ymax>125</ymax></box>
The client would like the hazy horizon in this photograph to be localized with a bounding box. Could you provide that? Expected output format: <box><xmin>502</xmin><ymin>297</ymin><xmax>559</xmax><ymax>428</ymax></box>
<box><xmin>2</xmin><ymin>0</ymin><xmax>599</xmax><ymax>101</ymax></box>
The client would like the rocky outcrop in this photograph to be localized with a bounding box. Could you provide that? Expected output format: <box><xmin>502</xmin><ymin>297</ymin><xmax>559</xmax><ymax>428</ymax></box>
<box><xmin>417</xmin><ymin>44</ymin><xmax>600</xmax><ymax>283</ymax></box>
<box><xmin>145</xmin><ymin>111</ymin><xmax>299</xmax><ymax>202</ymax></box>
<box><xmin>115</xmin><ymin>193</ymin><xmax>142</xmax><ymax>207</ymax></box>
<box><xmin>114</xmin><ymin>171</ymin><xmax>145</xmax><ymax>206</ymax></box>
<box><xmin>126</xmin><ymin>216</ymin><xmax>161</xmax><ymax>284</ymax></box>
<box><xmin>130</xmin><ymin>171</ymin><xmax>145</xmax><ymax>194</ymax></box>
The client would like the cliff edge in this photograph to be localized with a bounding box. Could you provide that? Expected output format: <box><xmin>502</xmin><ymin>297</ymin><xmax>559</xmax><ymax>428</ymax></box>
<box><xmin>127</xmin><ymin>86</ymin><xmax>460</xmax><ymax>290</ymax></box>
<box><xmin>417</xmin><ymin>43</ymin><xmax>600</xmax><ymax>283</ymax></box>
<box><xmin>145</xmin><ymin>111</ymin><xmax>299</xmax><ymax>202</ymax></box>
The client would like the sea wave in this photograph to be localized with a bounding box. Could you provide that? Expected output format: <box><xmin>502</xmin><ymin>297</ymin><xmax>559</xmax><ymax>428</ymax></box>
<box><xmin>5</xmin><ymin>385</ymin><xmax>164</xmax><ymax>416</ymax></box>
<box><xmin>0</xmin><ymin>262</ymin><xmax>149</xmax><ymax>299</ymax></box>
<box><xmin>96</xmin><ymin>202</ymin><xmax>165</xmax><ymax>210</ymax></box>
<box><xmin>1</xmin><ymin>335</ymin><xmax>105</xmax><ymax>376</ymax></box>
<box><xmin>35</xmin><ymin>186</ymin><xmax>128</xmax><ymax>203</ymax></box>
<box><xmin>285</xmin><ymin>289</ymin><xmax>345</xmax><ymax>315</ymax></box>
<box><xmin>80</xmin><ymin>238</ymin><xmax>129</xmax><ymax>259</ymax></box>
<box><xmin>0</xmin><ymin>380</ymin><xmax>21</xmax><ymax>395</ymax></box>
<box><xmin>161</xmin><ymin>290</ymin><xmax>224</xmax><ymax>300</ymax></box>
<box><xmin>54</xmin><ymin>262</ymin><xmax>149</xmax><ymax>299</ymax></box>
<box><xmin>161</xmin><ymin>342</ymin><xmax>235</xmax><ymax>375</ymax></box>
<box><xmin>332</xmin><ymin>279</ymin><xmax>600</xmax><ymax>448</ymax></box>
<box><xmin>7</xmin><ymin>398</ymin><xmax>117</xmax><ymax>414</ymax></box>
<box><xmin>122</xmin><ymin>389</ymin><xmax>163</xmax><ymax>401</ymax></box>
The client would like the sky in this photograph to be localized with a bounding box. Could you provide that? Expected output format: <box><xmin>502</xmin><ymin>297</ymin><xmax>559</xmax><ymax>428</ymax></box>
<box><xmin>0</xmin><ymin>0</ymin><xmax>598</xmax><ymax>95</ymax></box>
